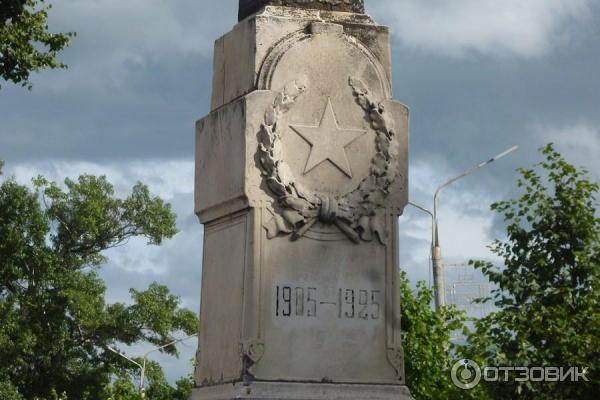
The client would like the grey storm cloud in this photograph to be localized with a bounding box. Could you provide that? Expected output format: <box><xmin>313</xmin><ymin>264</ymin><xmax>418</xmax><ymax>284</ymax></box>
<box><xmin>2</xmin><ymin>0</ymin><xmax>598</xmax><ymax>187</ymax></box>
<box><xmin>1</xmin><ymin>0</ymin><xmax>237</xmax><ymax>163</ymax></box>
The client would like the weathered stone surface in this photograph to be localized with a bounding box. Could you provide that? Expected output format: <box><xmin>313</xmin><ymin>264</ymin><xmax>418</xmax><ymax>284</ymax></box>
<box><xmin>191</xmin><ymin>381</ymin><xmax>413</xmax><ymax>400</ymax></box>
<box><xmin>192</xmin><ymin>3</ymin><xmax>412</xmax><ymax>399</ymax></box>
<box><xmin>211</xmin><ymin>7</ymin><xmax>390</xmax><ymax>111</ymax></box>
<box><xmin>239</xmin><ymin>0</ymin><xmax>365</xmax><ymax>21</ymax></box>
<box><xmin>195</xmin><ymin>211</ymin><xmax>250</xmax><ymax>384</ymax></box>
<box><xmin>195</xmin><ymin>82</ymin><xmax>409</xmax><ymax>385</ymax></box>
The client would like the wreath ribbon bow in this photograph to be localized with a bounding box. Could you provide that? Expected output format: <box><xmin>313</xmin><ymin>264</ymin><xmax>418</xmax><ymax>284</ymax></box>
<box><xmin>265</xmin><ymin>195</ymin><xmax>387</xmax><ymax>245</ymax></box>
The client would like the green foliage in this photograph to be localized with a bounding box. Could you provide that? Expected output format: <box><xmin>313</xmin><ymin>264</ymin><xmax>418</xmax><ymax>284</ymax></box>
<box><xmin>128</xmin><ymin>283</ymin><xmax>198</xmax><ymax>349</ymax></box>
<box><xmin>0</xmin><ymin>380</ymin><xmax>24</xmax><ymax>400</ymax></box>
<box><xmin>103</xmin><ymin>377</ymin><xmax>141</xmax><ymax>400</ymax></box>
<box><xmin>400</xmin><ymin>272</ymin><xmax>485</xmax><ymax>399</ymax></box>
<box><xmin>0</xmin><ymin>0</ymin><xmax>73</xmax><ymax>89</ymax></box>
<box><xmin>143</xmin><ymin>370</ymin><xmax>194</xmax><ymax>400</ymax></box>
<box><xmin>49</xmin><ymin>390</ymin><xmax>68</xmax><ymax>400</ymax></box>
<box><xmin>102</xmin><ymin>370</ymin><xmax>193</xmax><ymax>400</ymax></box>
<box><xmin>467</xmin><ymin>144</ymin><xmax>600</xmax><ymax>399</ymax></box>
<box><xmin>0</xmin><ymin>162</ymin><xmax>197</xmax><ymax>399</ymax></box>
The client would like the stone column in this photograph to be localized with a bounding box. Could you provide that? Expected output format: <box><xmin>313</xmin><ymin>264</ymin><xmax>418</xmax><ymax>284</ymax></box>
<box><xmin>191</xmin><ymin>1</ymin><xmax>412</xmax><ymax>399</ymax></box>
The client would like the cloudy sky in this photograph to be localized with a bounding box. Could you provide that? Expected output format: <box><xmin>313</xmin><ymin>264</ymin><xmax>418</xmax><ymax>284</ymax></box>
<box><xmin>2</xmin><ymin>0</ymin><xmax>599</xmax><ymax>382</ymax></box>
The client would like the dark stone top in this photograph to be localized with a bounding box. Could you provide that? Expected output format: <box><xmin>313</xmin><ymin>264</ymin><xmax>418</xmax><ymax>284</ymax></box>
<box><xmin>239</xmin><ymin>0</ymin><xmax>365</xmax><ymax>21</ymax></box>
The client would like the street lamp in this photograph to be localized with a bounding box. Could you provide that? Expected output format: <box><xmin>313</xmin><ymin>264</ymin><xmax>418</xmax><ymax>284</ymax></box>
<box><xmin>107</xmin><ymin>346</ymin><xmax>144</xmax><ymax>392</ymax></box>
<box><xmin>407</xmin><ymin>201</ymin><xmax>434</xmax><ymax>285</ymax></box>
<box><xmin>107</xmin><ymin>334</ymin><xmax>197</xmax><ymax>396</ymax></box>
<box><xmin>409</xmin><ymin>145</ymin><xmax>519</xmax><ymax>310</ymax></box>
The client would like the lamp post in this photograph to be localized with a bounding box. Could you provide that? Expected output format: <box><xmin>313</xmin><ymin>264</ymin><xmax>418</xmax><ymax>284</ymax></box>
<box><xmin>407</xmin><ymin>201</ymin><xmax>434</xmax><ymax>285</ymax></box>
<box><xmin>107</xmin><ymin>346</ymin><xmax>144</xmax><ymax>392</ymax></box>
<box><xmin>139</xmin><ymin>334</ymin><xmax>197</xmax><ymax>393</ymax></box>
<box><xmin>107</xmin><ymin>334</ymin><xmax>197</xmax><ymax>396</ymax></box>
<box><xmin>409</xmin><ymin>145</ymin><xmax>519</xmax><ymax>310</ymax></box>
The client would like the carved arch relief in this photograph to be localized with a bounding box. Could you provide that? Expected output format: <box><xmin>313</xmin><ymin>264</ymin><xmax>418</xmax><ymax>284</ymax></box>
<box><xmin>257</xmin><ymin>22</ymin><xmax>391</xmax><ymax>97</ymax></box>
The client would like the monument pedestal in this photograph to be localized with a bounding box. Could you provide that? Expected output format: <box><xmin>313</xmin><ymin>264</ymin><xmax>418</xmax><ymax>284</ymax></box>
<box><xmin>192</xmin><ymin>2</ymin><xmax>412</xmax><ymax>399</ymax></box>
<box><xmin>192</xmin><ymin>382</ymin><xmax>413</xmax><ymax>400</ymax></box>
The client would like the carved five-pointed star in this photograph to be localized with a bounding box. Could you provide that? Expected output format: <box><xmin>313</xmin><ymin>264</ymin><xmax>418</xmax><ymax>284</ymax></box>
<box><xmin>290</xmin><ymin>99</ymin><xmax>366</xmax><ymax>178</ymax></box>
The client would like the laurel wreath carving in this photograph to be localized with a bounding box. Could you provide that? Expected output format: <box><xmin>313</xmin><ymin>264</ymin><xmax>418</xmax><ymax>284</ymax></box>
<box><xmin>259</xmin><ymin>76</ymin><xmax>400</xmax><ymax>245</ymax></box>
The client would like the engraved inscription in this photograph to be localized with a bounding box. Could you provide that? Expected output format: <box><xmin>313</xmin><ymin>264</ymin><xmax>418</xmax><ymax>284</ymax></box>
<box><xmin>275</xmin><ymin>285</ymin><xmax>381</xmax><ymax>320</ymax></box>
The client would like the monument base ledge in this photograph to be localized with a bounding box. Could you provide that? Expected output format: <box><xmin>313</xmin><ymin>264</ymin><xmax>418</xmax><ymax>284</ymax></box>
<box><xmin>190</xmin><ymin>381</ymin><xmax>414</xmax><ymax>400</ymax></box>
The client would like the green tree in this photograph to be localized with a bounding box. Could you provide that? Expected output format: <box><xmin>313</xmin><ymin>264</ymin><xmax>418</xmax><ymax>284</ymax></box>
<box><xmin>467</xmin><ymin>144</ymin><xmax>600</xmax><ymax>399</ymax></box>
<box><xmin>0</xmin><ymin>379</ymin><xmax>24</xmax><ymax>400</ymax></box>
<box><xmin>0</xmin><ymin>161</ymin><xmax>198</xmax><ymax>399</ymax></box>
<box><xmin>103</xmin><ymin>376</ymin><xmax>141</xmax><ymax>400</ymax></box>
<box><xmin>1</xmin><ymin>0</ymin><xmax>73</xmax><ymax>89</ymax></box>
<box><xmin>400</xmin><ymin>271</ymin><xmax>486</xmax><ymax>400</ymax></box>
<box><xmin>102</xmin><ymin>367</ymin><xmax>193</xmax><ymax>400</ymax></box>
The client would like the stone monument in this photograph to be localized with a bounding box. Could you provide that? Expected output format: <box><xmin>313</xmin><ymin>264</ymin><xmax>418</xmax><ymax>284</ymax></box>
<box><xmin>192</xmin><ymin>1</ymin><xmax>412</xmax><ymax>398</ymax></box>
